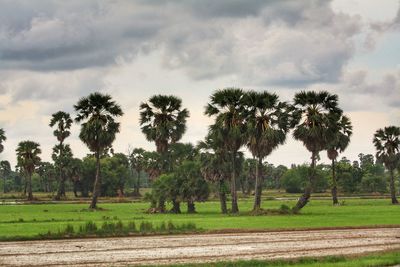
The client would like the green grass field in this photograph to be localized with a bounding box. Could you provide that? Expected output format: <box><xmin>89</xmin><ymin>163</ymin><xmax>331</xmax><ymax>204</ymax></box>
<box><xmin>0</xmin><ymin>198</ymin><xmax>399</xmax><ymax>239</ymax></box>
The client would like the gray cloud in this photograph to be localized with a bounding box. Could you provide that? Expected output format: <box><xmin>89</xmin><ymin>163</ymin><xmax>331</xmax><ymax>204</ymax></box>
<box><xmin>0</xmin><ymin>0</ymin><xmax>362</xmax><ymax>86</ymax></box>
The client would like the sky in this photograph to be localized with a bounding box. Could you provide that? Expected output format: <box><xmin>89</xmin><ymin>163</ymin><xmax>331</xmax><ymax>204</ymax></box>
<box><xmin>0</xmin><ymin>0</ymin><xmax>399</xmax><ymax>168</ymax></box>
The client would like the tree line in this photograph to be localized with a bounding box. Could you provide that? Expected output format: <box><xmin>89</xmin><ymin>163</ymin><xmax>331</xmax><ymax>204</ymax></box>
<box><xmin>0</xmin><ymin>89</ymin><xmax>399</xmax><ymax>213</ymax></box>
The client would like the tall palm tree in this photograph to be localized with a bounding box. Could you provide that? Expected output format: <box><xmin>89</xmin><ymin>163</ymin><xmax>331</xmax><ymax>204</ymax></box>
<box><xmin>0</xmin><ymin>128</ymin><xmax>6</xmax><ymax>154</ymax></box>
<box><xmin>327</xmin><ymin>115</ymin><xmax>352</xmax><ymax>205</ymax></box>
<box><xmin>16</xmin><ymin>141</ymin><xmax>41</xmax><ymax>201</ymax></box>
<box><xmin>373</xmin><ymin>126</ymin><xmax>400</xmax><ymax>204</ymax></box>
<box><xmin>244</xmin><ymin>91</ymin><xmax>295</xmax><ymax>211</ymax></box>
<box><xmin>292</xmin><ymin>91</ymin><xmax>342</xmax><ymax>212</ymax></box>
<box><xmin>50</xmin><ymin>111</ymin><xmax>73</xmax><ymax>200</ymax></box>
<box><xmin>139</xmin><ymin>95</ymin><xmax>189</xmax><ymax>172</ymax></box>
<box><xmin>74</xmin><ymin>92</ymin><xmax>123</xmax><ymax>209</ymax></box>
<box><xmin>205</xmin><ymin>88</ymin><xmax>247</xmax><ymax>213</ymax></box>
<box><xmin>129</xmin><ymin>148</ymin><xmax>146</xmax><ymax>196</ymax></box>
<box><xmin>0</xmin><ymin>160</ymin><xmax>11</xmax><ymax>193</ymax></box>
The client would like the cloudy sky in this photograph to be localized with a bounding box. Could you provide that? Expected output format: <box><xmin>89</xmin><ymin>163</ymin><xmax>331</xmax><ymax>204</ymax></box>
<box><xmin>0</xmin><ymin>0</ymin><xmax>399</xmax><ymax>167</ymax></box>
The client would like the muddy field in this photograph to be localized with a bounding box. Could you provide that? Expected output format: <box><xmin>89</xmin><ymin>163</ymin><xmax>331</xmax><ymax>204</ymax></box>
<box><xmin>1</xmin><ymin>227</ymin><xmax>400</xmax><ymax>266</ymax></box>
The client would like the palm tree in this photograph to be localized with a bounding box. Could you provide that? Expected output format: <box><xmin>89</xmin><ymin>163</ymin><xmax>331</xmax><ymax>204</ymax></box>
<box><xmin>50</xmin><ymin>111</ymin><xmax>73</xmax><ymax>200</ymax></box>
<box><xmin>327</xmin><ymin>115</ymin><xmax>352</xmax><ymax>205</ymax></box>
<box><xmin>74</xmin><ymin>92</ymin><xmax>123</xmax><ymax>209</ymax></box>
<box><xmin>129</xmin><ymin>148</ymin><xmax>146</xmax><ymax>196</ymax></box>
<box><xmin>373</xmin><ymin>126</ymin><xmax>400</xmax><ymax>204</ymax></box>
<box><xmin>0</xmin><ymin>160</ymin><xmax>11</xmax><ymax>193</ymax></box>
<box><xmin>0</xmin><ymin>128</ymin><xmax>6</xmax><ymax>154</ymax></box>
<box><xmin>244</xmin><ymin>91</ymin><xmax>295</xmax><ymax>211</ymax></box>
<box><xmin>16</xmin><ymin>141</ymin><xmax>41</xmax><ymax>201</ymax></box>
<box><xmin>292</xmin><ymin>91</ymin><xmax>342</xmax><ymax>212</ymax></box>
<box><xmin>198</xmin><ymin>130</ymin><xmax>231</xmax><ymax>214</ymax></box>
<box><xmin>139</xmin><ymin>95</ymin><xmax>189</xmax><ymax>172</ymax></box>
<box><xmin>205</xmin><ymin>88</ymin><xmax>247</xmax><ymax>213</ymax></box>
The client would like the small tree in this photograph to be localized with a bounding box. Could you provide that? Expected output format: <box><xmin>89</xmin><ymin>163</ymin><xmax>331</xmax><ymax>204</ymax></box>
<box><xmin>16</xmin><ymin>141</ymin><xmax>41</xmax><ymax>200</ymax></box>
<box><xmin>198</xmin><ymin>131</ymin><xmax>230</xmax><ymax>214</ymax></box>
<box><xmin>1</xmin><ymin>160</ymin><xmax>11</xmax><ymax>193</ymax></box>
<box><xmin>49</xmin><ymin>111</ymin><xmax>73</xmax><ymax>200</ymax></box>
<box><xmin>178</xmin><ymin>161</ymin><xmax>209</xmax><ymax>213</ymax></box>
<box><xmin>373</xmin><ymin>126</ymin><xmax>400</xmax><ymax>204</ymax></box>
<box><xmin>129</xmin><ymin>148</ymin><xmax>146</xmax><ymax>196</ymax></box>
<box><xmin>326</xmin><ymin>115</ymin><xmax>352</xmax><ymax>205</ymax></box>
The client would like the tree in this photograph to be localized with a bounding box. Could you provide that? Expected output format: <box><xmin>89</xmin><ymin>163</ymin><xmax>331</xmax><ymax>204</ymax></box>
<box><xmin>169</xmin><ymin>142</ymin><xmax>198</xmax><ymax>169</ymax></box>
<box><xmin>292</xmin><ymin>91</ymin><xmax>342</xmax><ymax>212</ymax></box>
<box><xmin>67</xmin><ymin>158</ymin><xmax>83</xmax><ymax>197</ymax></box>
<box><xmin>178</xmin><ymin>161</ymin><xmax>209</xmax><ymax>213</ymax></box>
<box><xmin>282</xmin><ymin>164</ymin><xmax>329</xmax><ymax>194</ymax></box>
<box><xmin>326</xmin><ymin>115</ymin><xmax>352</xmax><ymax>205</ymax></box>
<box><xmin>0</xmin><ymin>160</ymin><xmax>11</xmax><ymax>193</ymax></box>
<box><xmin>198</xmin><ymin>129</ymin><xmax>231</xmax><ymax>214</ymax></box>
<box><xmin>101</xmin><ymin>153</ymin><xmax>130</xmax><ymax>197</ymax></box>
<box><xmin>49</xmin><ymin>111</ymin><xmax>73</xmax><ymax>200</ymax></box>
<box><xmin>244</xmin><ymin>91</ymin><xmax>294</xmax><ymax>211</ymax></box>
<box><xmin>205</xmin><ymin>88</ymin><xmax>247</xmax><ymax>213</ymax></box>
<box><xmin>37</xmin><ymin>162</ymin><xmax>56</xmax><ymax>193</ymax></box>
<box><xmin>16</xmin><ymin>141</ymin><xmax>41</xmax><ymax>200</ymax></box>
<box><xmin>74</xmin><ymin>92</ymin><xmax>123</xmax><ymax>209</ymax></box>
<box><xmin>149</xmin><ymin>161</ymin><xmax>209</xmax><ymax>214</ymax></box>
<box><xmin>129</xmin><ymin>148</ymin><xmax>146</xmax><ymax>196</ymax></box>
<box><xmin>0</xmin><ymin>128</ymin><xmax>6</xmax><ymax>154</ymax></box>
<box><xmin>139</xmin><ymin>95</ymin><xmax>189</xmax><ymax>172</ymax></box>
<box><xmin>373</xmin><ymin>126</ymin><xmax>400</xmax><ymax>204</ymax></box>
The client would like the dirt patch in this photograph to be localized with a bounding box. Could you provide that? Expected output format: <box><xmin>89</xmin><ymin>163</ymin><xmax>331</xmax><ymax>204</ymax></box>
<box><xmin>0</xmin><ymin>227</ymin><xmax>400</xmax><ymax>266</ymax></box>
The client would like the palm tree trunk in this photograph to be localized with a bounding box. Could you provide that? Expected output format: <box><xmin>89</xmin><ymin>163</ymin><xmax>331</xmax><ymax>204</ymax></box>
<box><xmin>134</xmin><ymin>171</ymin><xmax>141</xmax><ymax>196</ymax></box>
<box><xmin>55</xmin><ymin>172</ymin><xmax>65</xmax><ymax>200</ymax></box>
<box><xmin>187</xmin><ymin>200</ymin><xmax>196</xmax><ymax>213</ymax></box>
<box><xmin>27</xmin><ymin>172</ymin><xmax>33</xmax><ymax>201</ymax></box>
<box><xmin>158</xmin><ymin>197</ymin><xmax>166</xmax><ymax>213</ymax></box>
<box><xmin>23</xmin><ymin>178</ymin><xmax>27</xmax><ymax>196</ymax></box>
<box><xmin>331</xmin><ymin>159</ymin><xmax>339</xmax><ymax>205</ymax></box>
<box><xmin>171</xmin><ymin>199</ymin><xmax>181</xmax><ymax>213</ymax></box>
<box><xmin>253</xmin><ymin>157</ymin><xmax>263</xmax><ymax>211</ymax></box>
<box><xmin>73</xmin><ymin>180</ymin><xmax>79</xmax><ymax>197</ymax></box>
<box><xmin>231</xmin><ymin>152</ymin><xmax>239</xmax><ymax>213</ymax></box>
<box><xmin>293</xmin><ymin>151</ymin><xmax>317</xmax><ymax>212</ymax></box>
<box><xmin>219</xmin><ymin>179</ymin><xmax>227</xmax><ymax>214</ymax></box>
<box><xmin>89</xmin><ymin>153</ymin><xmax>101</xmax><ymax>209</ymax></box>
<box><xmin>389</xmin><ymin>169</ymin><xmax>398</xmax><ymax>204</ymax></box>
<box><xmin>55</xmin><ymin>143</ymin><xmax>65</xmax><ymax>200</ymax></box>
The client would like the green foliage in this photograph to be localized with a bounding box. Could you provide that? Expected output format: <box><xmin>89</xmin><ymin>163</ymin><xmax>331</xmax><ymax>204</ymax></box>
<box><xmin>360</xmin><ymin>173</ymin><xmax>387</xmax><ymax>193</ymax></box>
<box><xmin>292</xmin><ymin>91</ymin><xmax>342</xmax><ymax>154</ymax></box>
<box><xmin>373</xmin><ymin>126</ymin><xmax>400</xmax><ymax>170</ymax></box>
<box><xmin>281</xmin><ymin>165</ymin><xmax>329</xmax><ymax>193</ymax></box>
<box><xmin>150</xmin><ymin>160</ymin><xmax>209</xmax><ymax>213</ymax></box>
<box><xmin>140</xmin><ymin>95</ymin><xmax>189</xmax><ymax>160</ymax></box>
<box><xmin>79</xmin><ymin>154</ymin><xmax>130</xmax><ymax>197</ymax></box>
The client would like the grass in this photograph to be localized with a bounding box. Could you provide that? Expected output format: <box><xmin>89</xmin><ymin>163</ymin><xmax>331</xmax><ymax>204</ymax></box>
<box><xmin>0</xmin><ymin>198</ymin><xmax>399</xmax><ymax>240</ymax></box>
<box><xmin>161</xmin><ymin>250</ymin><xmax>400</xmax><ymax>267</ymax></box>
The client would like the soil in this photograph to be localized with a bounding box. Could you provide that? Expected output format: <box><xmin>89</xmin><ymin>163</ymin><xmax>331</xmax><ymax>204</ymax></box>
<box><xmin>1</xmin><ymin>227</ymin><xmax>400</xmax><ymax>266</ymax></box>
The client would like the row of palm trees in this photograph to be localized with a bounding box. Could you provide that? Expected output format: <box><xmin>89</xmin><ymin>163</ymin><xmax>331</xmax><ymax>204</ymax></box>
<box><xmin>137</xmin><ymin>89</ymin><xmax>355</xmax><ymax>213</ymax></box>
<box><xmin>1</xmin><ymin>88</ymin><xmax>399</xmax><ymax>211</ymax></box>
